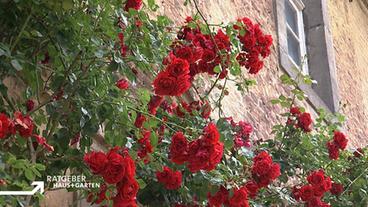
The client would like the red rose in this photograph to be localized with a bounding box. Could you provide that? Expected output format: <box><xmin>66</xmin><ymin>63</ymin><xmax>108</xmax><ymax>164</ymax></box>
<box><xmin>299</xmin><ymin>185</ymin><xmax>314</xmax><ymax>201</ymax></box>
<box><xmin>116</xmin><ymin>78</ymin><xmax>129</xmax><ymax>90</ymax></box>
<box><xmin>214</xmin><ymin>29</ymin><xmax>230</xmax><ymax>51</ymax></box>
<box><xmin>102</xmin><ymin>150</ymin><xmax>126</xmax><ymax>184</ymax></box>
<box><xmin>117</xmin><ymin>177</ymin><xmax>139</xmax><ymax>201</ymax></box>
<box><xmin>333</xmin><ymin>131</ymin><xmax>348</xmax><ymax>150</ymax></box>
<box><xmin>330</xmin><ymin>183</ymin><xmax>343</xmax><ymax>195</ymax></box>
<box><xmin>113</xmin><ymin>195</ymin><xmax>137</xmax><ymax>207</ymax></box>
<box><xmin>156</xmin><ymin>166</ymin><xmax>182</xmax><ymax>190</ymax></box>
<box><xmin>326</xmin><ymin>141</ymin><xmax>340</xmax><ymax>160</ymax></box>
<box><xmin>0</xmin><ymin>113</ymin><xmax>15</xmax><ymax>139</ymax></box>
<box><xmin>33</xmin><ymin>134</ymin><xmax>54</xmax><ymax>152</ymax></box>
<box><xmin>124</xmin><ymin>0</ymin><xmax>142</xmax><ymax>11</ymax></box>
<box><xmin>153</xmin><ymin>71</ymin><xmax>191</xmax><ymax>96</ymax></box>
<box><xmin>153</xmin><ymin>57</ymin><xmax>191</xmax><ymax>97</ymax></box>
<box><xmin>148</xmin><ymin>95</ymin><xmax>164</xmax><ymax>115</ymax></box>
<box><xmin>175</xmin><ymin>46</ymin><xmax>195</xmax><ymax>64</ymax></box>
<box><xmin>292</xmin><ymin>186</ymin><xmax>301</xmax><ymax>201</ymax></box>
<box><xmin>290</xmin><ymin>106</ymin><xmax>301</xmax><ymax>115</ymax></box>
<box><xmin>297</xmin><ymin>112</ymin><xmax>312</xmax><ymax>132</ymax></box>
<box><xmin>307</xmin><ymin>170</ymin><xmax>325</xmax><ymax>186</ymax></box>
<box><xmin>25</xmin><ymin>99</ymin><xmax>35</xmax><ymax>112</ymax></box>
<box><xmin>203</xmin><ymin>122</ymin><xmax>220</xmax><ymax>143</ymax></box>
<box><xmin>306</xmin><ymin>197</ymin><xmax>322</xmax><ymax>207</ymax></box>
<box><xmin>95</xmin><ymin>183</ymin><xmax>107</xmax><ymax>204</ymax></box>
<box><xmin>84</xmin><ymin>151</ymin><xmax>108</xmax><ymax>174</ymax></box>
<box><xmin>228</xmin><ymin>187</ymin><xmax>249</xmax><ymax>207</ymax></box>
<box><xmin>245</xmin><ymin>181</ymin><xmax>259</xmax><ymax>198</ymax></box>
<box><xmin>208</xmin><ymin>186</ymin><xmax>229</xmax><ymax>207</ymax></box>
<box><xmin>137</xmin><ymin>131</ymin><xmax>153</xmax><ymax>162</ymax></box>
<box><xmin>122</xmin><ymin>150</ymin><xmax>136</xmax><ymax>178</ymax></box>
<box><xmin>187</xmin><ymin>123</ymin><xmax>224</xmax><ymax>172</ymax></box>
<box><xmin>14</xmin><ymin>111</ymin><xmax>34</xmax><ymax>138</ymax></box>
<box><xmin>134</xmin><ymin>113</ymin><xmax>146</xmax><ymax>128</ymax></box>
<box><xmin>166</xmin><ymin>58</ymin><xmax>190</xmax><ymax>78</ymax></box>
<box><xmin>169</xmin><ymin>131</ymin><xmax>188</xmax><ymax>164</ymax></box>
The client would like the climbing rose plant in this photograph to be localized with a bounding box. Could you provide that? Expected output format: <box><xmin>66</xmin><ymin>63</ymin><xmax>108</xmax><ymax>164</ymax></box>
<box><xmin>0</xmin><ymin>0</ymin><xmax>367</xmax><ymax>207</ymax></box>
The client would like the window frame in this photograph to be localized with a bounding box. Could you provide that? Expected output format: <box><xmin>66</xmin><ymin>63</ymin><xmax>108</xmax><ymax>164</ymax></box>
<box><xmin>275</xmin><ymin>0</ymin><xmax>340</xmax><ymax>113</ymax></box>
<box><xmin>285</xmin><ymin>0</ymin><xmax>309</xmax><ymax>74</ymax></box>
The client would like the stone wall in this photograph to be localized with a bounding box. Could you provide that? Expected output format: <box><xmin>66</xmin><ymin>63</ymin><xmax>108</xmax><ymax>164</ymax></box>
<box><xmin>327</xmin><ymin>0</ymin><xmax>368</xmax><ymax>147</ymax></box>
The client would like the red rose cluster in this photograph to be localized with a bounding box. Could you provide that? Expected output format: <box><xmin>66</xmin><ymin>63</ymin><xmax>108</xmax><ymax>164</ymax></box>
<box><xmin>0</xmin><ymin>111</ymin><xmax>54</xmax><ymax>152</ymax></box>
<box><xmin>288</xmin><ymin>107</ymin><xmax>313</xmax><ymax>132</ymax></box>
<box><xmin>175</xmin><ymin>19</ymin><xmax>231</xmax><ymax>79</ymax></box>
<box><xmin>226</xmin><ymin>117</ymin><xmax>253</xmax><ymax>148</ymax></box>
<box><xmin>292</xmin><ymin>170</ymin><xmax>332</xmax><ymax>207</ymax></box>
<box><xmin>153</xmin><ymin>57</ymin><xmax>192</xmax><ymax>96</ymax></box>
<box><xmin>207</xmin><ymin>185</ymin><xmax>249</xmax><ymax>207</ymax></box>
<box><xmin>137</xmin><ymin>131</ymin><xmax>153</xmax><ymax>163</ymax></box>
<box><xmin>169</xmin><ymin>123</ymin><xmax>224</xmax><ymax>172</ymax></box>
<box><xmin>235</xmin><ymin>17</ymin><xmax>273</xmax><ymax>74</ymax></box>
<box><xmin>124</xmin><ymin>0</ymin><xmax>142</xmax><ymax>11</ymax></box>
<box><xmin>251</xmin><ymin>151</ymin><xmax>281</xmax><ymax>188</ymax></box>
<box><xmin>207</xmin><ymin>151</ymin><xmax>280</xmax><ymax>206</ymax></box>
<box><xmin>326</xmin><ymin>131</ymin><xmax>348</xmax><ymax>160</ymax></box>
<box><xmin>84</xmin><ymin>147</ymin><xmax>139</xmax><ymax>206</ymax></box>
<box><xmin>156</xmin><ymin>166</ymin><xmax>182</xmax><ymax>190</ymax></box>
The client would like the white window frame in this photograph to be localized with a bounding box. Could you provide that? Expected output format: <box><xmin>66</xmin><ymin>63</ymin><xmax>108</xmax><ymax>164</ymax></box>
<box><xmin>285</xmin><ymin>0</ymin><xmax>308</xmax><ymax>74</ymax></box>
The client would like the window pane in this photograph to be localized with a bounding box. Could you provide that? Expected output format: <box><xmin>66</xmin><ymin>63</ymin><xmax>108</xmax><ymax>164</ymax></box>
<box><xmin>285</xmin><ymin>0</ymin><xmax>299</xmax><ymax>36</ymax></box>
<box><xmin>287</xmin><ymin>29</ymin><xmax>301</xmax><ymax>66</ymax></box>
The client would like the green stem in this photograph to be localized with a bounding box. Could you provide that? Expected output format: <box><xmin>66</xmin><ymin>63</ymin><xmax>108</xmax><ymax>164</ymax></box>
<box><xmin>11</xmin><ymin>8</ymin><xmax>33</xmax><ymax>52</ymax></box>
<box><xmin>341</xmin><ymin>165</ymin><xmax>368</xmax><ymax>196</ymax></box>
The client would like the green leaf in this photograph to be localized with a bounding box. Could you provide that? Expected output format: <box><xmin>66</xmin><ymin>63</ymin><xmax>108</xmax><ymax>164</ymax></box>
<box><xmin>137</xmin><ymin>179</ymin><xmax>147</xmax><ymax>189</ymax></box>
<box><xmin>34</xmin><ymin>163</ymin><xmax>46</xmax><ymax>171</ymax></box>
<box><xmin>213</xmin><ymin>65</ymin><xmax>221</xmax><ymax>73</ymax></box>
<box><xmin>11</xmin><ymin>59</ymin><xmax>22</xmax><ymax>71</ymax></box>
<box><xmin>24</xmin><ymin>169</ymin><xmax>35</xmax><ymax>181</ymax></box>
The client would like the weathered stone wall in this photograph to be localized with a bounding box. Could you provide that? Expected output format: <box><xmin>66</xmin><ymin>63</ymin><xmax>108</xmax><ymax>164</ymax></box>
<box><xmin>327</xmin><ymin>0</ymin><xmax>368</xmax><ymax>147</ymax></box>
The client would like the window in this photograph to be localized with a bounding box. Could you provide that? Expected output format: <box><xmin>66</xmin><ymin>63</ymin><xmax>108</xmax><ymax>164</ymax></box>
<box><xmin>275</xmin><ymin>0</ymin><xmax>340</xmax><ymax>113</ymax></box>
<box><xmin>285</xmin><ymin>0</ymin><xmax>308</xmax><ymax>73</ymax></box>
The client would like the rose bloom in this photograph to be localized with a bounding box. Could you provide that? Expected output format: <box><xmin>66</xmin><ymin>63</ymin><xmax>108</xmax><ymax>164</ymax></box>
<box><xmin>116</xmin><ymin>79</ymin><xmax>129</xmax><ymax>90</ymax></box>
<box><xmin>124</xmin><ymin>0</ymin><xmax>142</xmax><ymax>11</ymax></box>
<box><xmin>327</xmin><ymin>141</ymin><xmax>340</xmax><ymax>160</ymax></box>
<box><xmin>207</xmin><ymin>186</ymin><xmax>229</xmax><ymax>207</ymax></box>
<box><xmin>13</xmin><ymin>111</ymin><xmax>34</xmax><ymax>138</ymax></box>
<box><xmin>333</xmin><ymin>131</ymin><xmax>348</xmax><ymax>150</ymax></box>
<box><xmin>307</xmin><ymin>170</ymin><xmax>325</xmax><ymax>186</ymax></box>
<box><xmin>26</xmin><ymin>99</ymin><xmax>35</xmax><ymax>112</ymax></box>
<box><xmin>113</xmin><ymin>195</ymin><xmax>137</xmax><ymax>207</ymax></box>
<box><xmin>0</xmin><ymin>113</ymin><xmax>15</xmax><ymax>139</ymax></box>
<box><xmin>228</xmin><ymin>187</ymin><xmax>249</xmax><ymax>207</ymax></box>
<box><xmin>299</xmin><ymin>185</ymin><xmax>314</xmax><ymax>201</ymax></box>
<box><xmin>116</xmin><ymin>177</ymin><xmax>139</xmax><ymax>201</ymax></box>
<box><xmin>84</xmin><ymin>151</ymin><xmax>108</xmax><ymax>174</ymax></box>
<box><xmin>330</xmin><ymin>183</ymin><xmax>343</xmax><ymax>195</ymax></box>
<box><xmin>102</xmin><ymin>150</ymin><xmax>126</xmax><ymax>184</ymax></box>
<box><xmin>134</xmin><ymin>113</ymin><xmax>146</xmax><ymax>128</ymax></box>
<box><xmin>245</xmin><ymin>180</ymin><xmax>259</xmax><ymax>198</ymax></box>
<box><xmin>169</xmin><ymin>131</ymin><xmax>188</xmax><ymax>164</ymax></box>
<box><xmin>156</xmin><ymin>166</ymin><xmax>182</xmax><ymax>190</ymax></box>
<box><xmin>297</xmin><ymin>112</ymin><xmax>312</xmax><ymax>132</ymax></box>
